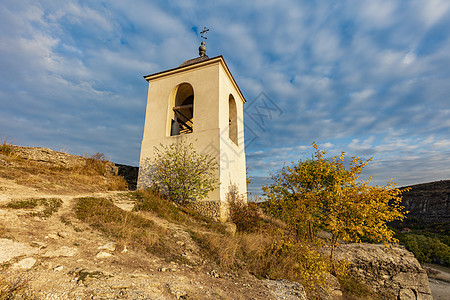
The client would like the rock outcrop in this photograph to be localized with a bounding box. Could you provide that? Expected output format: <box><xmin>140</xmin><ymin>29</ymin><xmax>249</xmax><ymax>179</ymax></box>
<box><xmin>8</xmin><ymin>146</ymin><xmax>118</xmax><ymax>176</ymax></box>
<box><xmin>400</xmin><ymin>180</ymin><xmax>450</xmax><ymax>224</ymax></box>
<box><xmin>335</xmin><ymin>243</ymin><xmax>432</xmax><ymax>300</ymax></box>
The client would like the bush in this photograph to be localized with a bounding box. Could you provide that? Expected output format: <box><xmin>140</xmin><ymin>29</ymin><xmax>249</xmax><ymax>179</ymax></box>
<box><xmin>147</xmin><ymin>141</ymin><xmax>218</xmax><ymax>203</ymax></box>
<box><xmin>0</xmin><ymin>138</ymin><xmax>14</xmax><ymax>157</ymax></box>
<box><xmin>192</xmin><ymin>229</ymin><xmax>332</xmax><ymax>291</ymax></box>
<box><xmin>397</xmin><ymin>233</ymin><xmax>450</xmax><ymax>266</ymax></box>
<box><xmin>263</xmin><ymin>142</ymin><xmax>406</xmax><ymax>259</ymax></box>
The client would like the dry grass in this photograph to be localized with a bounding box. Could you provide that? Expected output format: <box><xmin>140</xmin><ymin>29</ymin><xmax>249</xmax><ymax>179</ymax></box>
<box><xmin>72</xmin><ymin>188</ymin><xmax>352</xmax><ymax>296</ymax></box>
<box><xmin>75</xmin><ymin>197</ymin><xmax>160</xmax><ymax>241</ymax></box>
<box><xmin>133</xmin><ymin>189</ymin><xmax>190</xmax><ymax>224</ymax></box>
<box><xmin>75</xmin><ymin>196</ymin><xmax>187</xmax><ymax>262</ymax></box>
<box><xmin>0</xmin><ymin>270</ymin><xmax>38</xmax><ymax>300</ymax></box>
<box><xmin>337</xmin><ymin>276</ymin><xmax>379</xmax><ymax>299</ymax></box>
<box><xmin>0</xmin><ymin>139</ymin><xmax>14</xmax><ymax>157</ymax></box>
<box><xmin>133</xmin><ymin>189</ymin><xmax>228</xmax><ymax>233</ymax></box>
<box><xmin>0</xmin><ymin>142</ymin><xmax>127</xmax><ymax>192</ymax></box>
<box><xmin>131</xmin><ymin>189</ymin><xmax>335</xmax><ymax>292</ymax></box>
<box><xmin>0</xmin><ymin>223</ymin><xmax>7</xmax><ymax>238</ymax></box>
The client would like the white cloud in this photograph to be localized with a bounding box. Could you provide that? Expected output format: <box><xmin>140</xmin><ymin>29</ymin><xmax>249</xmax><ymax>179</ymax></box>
<box><xmin>350</xmin><ymin>89</ymin><xmax>375</xmax><ymax>103</ymax></box>
<box><xmin>418</xmin><ymin>0</ymin><xmax>450</xmax><ymax>28</ymax></box>
<box><xmin>431</xmin><ymin>139</ymin><xmax>450</xmax><ymax>149</ymax></box>
<box><xmin>356</xmin><ymin>0</ymin><xmax>398</xmax><ymax>29</ymax></box>
<box><xmin>402</xmin><ymin>51</ymin><xmax>416</xmax><ymax>65</ymax></box>
<box><xmin>348</xmin><ymin>136</ymin><xmax>375</xmax><ymax>151</ymax></box>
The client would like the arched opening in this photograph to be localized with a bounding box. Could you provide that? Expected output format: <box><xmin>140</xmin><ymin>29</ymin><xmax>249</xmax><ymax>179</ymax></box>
<box><xmin>171</xmin><ymin>83</ymin><xmax>194</xmax><ymax>136</ymax></box>
<box><xmin>229</xmin><ymin>94</ymin><xmax>238</xmax><ymax>145</ymax></box>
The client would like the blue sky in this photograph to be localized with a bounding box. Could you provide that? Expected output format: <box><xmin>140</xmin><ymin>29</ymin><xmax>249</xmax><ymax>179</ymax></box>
<box><xmin>1</xmin><ymin>0</ymin><xmax>449</xmax><ymax>196</ymax></box>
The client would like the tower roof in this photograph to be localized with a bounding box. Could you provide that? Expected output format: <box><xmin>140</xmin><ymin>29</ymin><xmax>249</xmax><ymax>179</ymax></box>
<box><xmin>179</xmin><ymin>55</ymin><xmax>209</xmax><ymax>67</ymax></box>
<box><xmin>143</xmin><ymin>55</ymin><xmax>246</xmax><ymax>103</ymax></box>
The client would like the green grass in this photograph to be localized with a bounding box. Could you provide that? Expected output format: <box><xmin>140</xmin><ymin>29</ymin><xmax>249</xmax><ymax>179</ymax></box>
<box><xmin>3</xmin><ymin>198</ymin><xmax>62</xmax><ymax>218</ymax></box>
<box><xmin>68</xmin><ymin>269</ymin><xmax>108</xmax><ymax>284</ymax></box>
<box><xmin>4</xmin><ymin>199</ymin><xmax>39</xmax><ymax>209</ymax></box>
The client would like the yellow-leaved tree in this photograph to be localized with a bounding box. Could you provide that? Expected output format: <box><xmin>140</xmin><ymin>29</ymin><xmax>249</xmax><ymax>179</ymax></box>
<box><xmin>262</xmin><ymin>142</ymin><xmax>408</xmax><ymax>259</ymax></box>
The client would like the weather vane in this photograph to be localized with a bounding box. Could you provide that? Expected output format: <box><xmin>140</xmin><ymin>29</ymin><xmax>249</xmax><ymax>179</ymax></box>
<box><xmin>199</xmin><ymin>26</ymin><xmax>209</xmax><ymax>57</ymax></box>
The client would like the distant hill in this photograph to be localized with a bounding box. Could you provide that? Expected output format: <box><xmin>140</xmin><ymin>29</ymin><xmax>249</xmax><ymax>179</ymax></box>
<box><xmin>400</xmin><ymin>180</ymin><xmax>450</xmax><ymax>226</ymax></box>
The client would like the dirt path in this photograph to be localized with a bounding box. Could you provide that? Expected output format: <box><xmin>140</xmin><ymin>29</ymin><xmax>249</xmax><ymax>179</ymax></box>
<box><xmin>423</xmin><ymin>263</ymin><xmax>450</xmax><ymax>300</ymax></box>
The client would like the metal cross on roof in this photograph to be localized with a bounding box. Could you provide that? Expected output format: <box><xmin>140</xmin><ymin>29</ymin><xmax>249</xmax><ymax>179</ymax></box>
<box><xmin>200</xmin><ymin>27</ymin><xmax>209</xmax><ymax>42</ymax></box>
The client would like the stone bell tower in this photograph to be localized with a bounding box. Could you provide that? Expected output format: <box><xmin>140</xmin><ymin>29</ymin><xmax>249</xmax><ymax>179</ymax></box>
<box><xmin>137</xmin><ymin>30</ymin><xmax>247</xmax><ymax>220</ymax></box>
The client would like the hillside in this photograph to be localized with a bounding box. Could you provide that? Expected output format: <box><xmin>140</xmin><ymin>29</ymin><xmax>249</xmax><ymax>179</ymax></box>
<box><xmin>0</xmin><ymin>144</ymin><xmax>311</xmax><ymax>299</ymax></box>
<box><xmin>399</xmin><ymin>180</ymin><xmax>450</xmax><ymax>227</ymax></box>
<box><xmin>0</xmin><ymin>144</ymin><xmax>440</xmax><ymax>299</ymax></box>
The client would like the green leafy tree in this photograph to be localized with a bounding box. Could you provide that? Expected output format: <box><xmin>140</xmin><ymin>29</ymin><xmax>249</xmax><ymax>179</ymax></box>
<box><xmin>263</xmin><ymin>142</ymin><xmax>407</xmax><ymax>259</ymax></box>
<box><xmin>149</xmin><ymin>141</ymin><xmax>219</xmax><ymax>204</ymax></box>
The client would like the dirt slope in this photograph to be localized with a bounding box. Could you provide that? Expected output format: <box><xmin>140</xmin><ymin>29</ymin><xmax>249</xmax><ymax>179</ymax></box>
<box><xmin>0</xmin><ymin>177</ymin><xmax>305</xmax><ymax>300</ymax></box>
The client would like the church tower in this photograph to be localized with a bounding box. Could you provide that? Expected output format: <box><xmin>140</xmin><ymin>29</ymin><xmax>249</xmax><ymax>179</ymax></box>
<box><xmin>137</xmin><ymin>30</ymin><xmax>247</xmax><ymax>220</ymax></box>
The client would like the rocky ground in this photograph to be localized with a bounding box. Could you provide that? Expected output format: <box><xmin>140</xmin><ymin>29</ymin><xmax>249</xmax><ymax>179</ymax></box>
<box><xmin>0</xmin><ymin>176</ymin><xmax>308</xmax><ymax>299</ymax></box>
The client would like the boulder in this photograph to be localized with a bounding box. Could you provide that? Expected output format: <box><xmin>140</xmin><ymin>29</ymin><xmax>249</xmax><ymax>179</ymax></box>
<box><xmin>334</xmin><ymin>243</ymin><xmax>432</xmax><ymax>299</ymax></box>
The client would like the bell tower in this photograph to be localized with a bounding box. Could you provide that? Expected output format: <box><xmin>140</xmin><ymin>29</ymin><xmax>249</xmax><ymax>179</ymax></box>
<box><xmin>137</xmin><ymin>31</ymin><xmax>247</xmax><ymax>220</ymax></box>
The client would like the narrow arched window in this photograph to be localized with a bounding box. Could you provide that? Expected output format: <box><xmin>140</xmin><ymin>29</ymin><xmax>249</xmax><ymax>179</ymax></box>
<box><xmin>229</xmin><ymin>94</ymin><xmax>238</xmax><ymax>145</ymax></box>
<box><xmin>171</xmin><ymin>83</ymin><xmax>194</xmax><ymax>136</ymax></box>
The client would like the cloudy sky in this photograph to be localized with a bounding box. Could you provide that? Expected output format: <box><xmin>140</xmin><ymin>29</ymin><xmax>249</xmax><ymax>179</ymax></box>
<box><xmin>1</xmin><ymin>0</ymin><xmax>449</xmax><ymax>195</ymax></box>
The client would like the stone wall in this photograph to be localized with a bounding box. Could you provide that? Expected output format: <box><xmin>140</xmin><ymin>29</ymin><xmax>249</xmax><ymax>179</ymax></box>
<box><xmin>186</xmin><ymin>200</ymin><xmax>230</xmax><ymax>222</ymax></box>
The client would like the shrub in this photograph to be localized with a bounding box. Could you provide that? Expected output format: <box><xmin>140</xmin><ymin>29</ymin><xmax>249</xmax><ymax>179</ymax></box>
<box><xmin>192</xmin><ymin>229</ymin><xmax>331</xmax><ymax>291</ymax></box>
<box><xmin>263</xmin><ymin>142</ymin><xmax>407</xmax><ymax>259</ymax></box>
<box><xmin>397</xmin><ymin>233</ymin><xmax>450</xmax><ymax>266</ymax></box>
<box><xmin>147</xmin><ymin>141</ymin><xmax>218</xmax><ymax>203</ymax></box>
<box><xmin>0</xmin><ymin>138</ymin><xmax>14</xmax><ymax>157</ymax></box>
<box><xmin>228</xmin><ymin>198</ymin><xmax>264</xmax><ymax>233</ymax></box>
